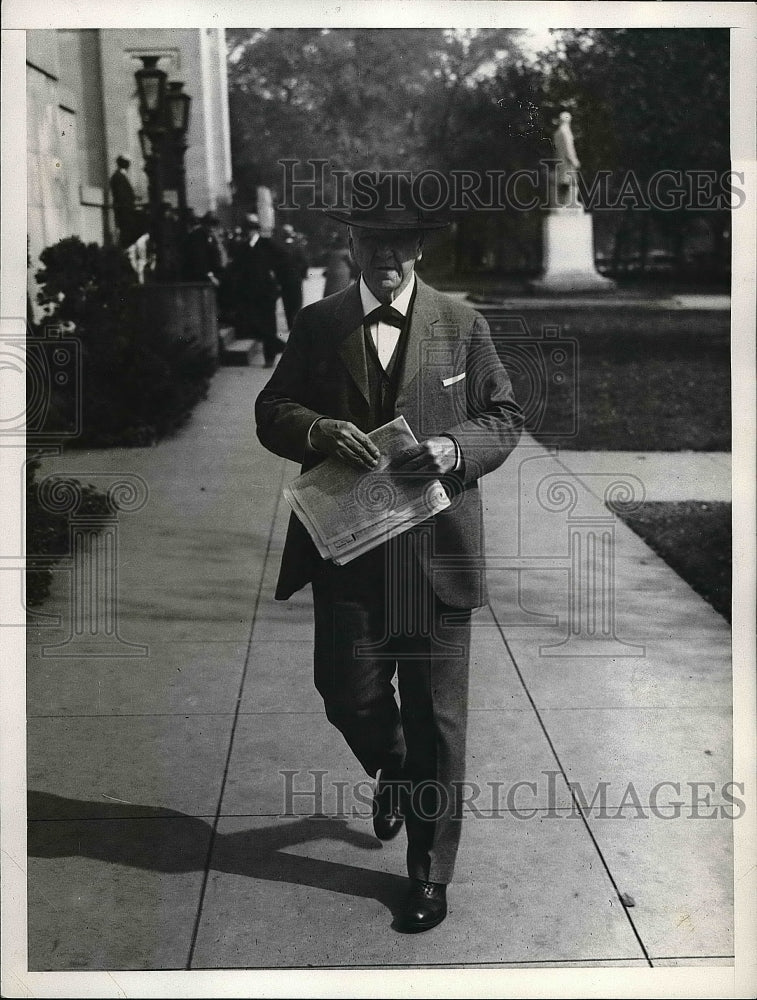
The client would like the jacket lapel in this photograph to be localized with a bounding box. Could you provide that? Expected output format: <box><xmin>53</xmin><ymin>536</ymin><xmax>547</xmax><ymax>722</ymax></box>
<box><xmin>398</xmin><ymin>276</ymin><xmax>440</xmax><ymax>395</ymax></box>
<box><xmin>331</xmin><ymin>275</ymin><xmax>440</xmax><ymax>412</ymax></box>
<box><xmin>334</xmin><ymin>283</ymin><xmax>370</xmax><ymax>407</ymax></box>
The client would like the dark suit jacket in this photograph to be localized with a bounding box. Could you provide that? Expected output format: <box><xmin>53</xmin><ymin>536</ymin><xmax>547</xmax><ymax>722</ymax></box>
<box><xmin>230</xmin><ymin>238</ymin><xmax>283</xmax><ymax>306</ymax></box>
<box><xmin>109</xmin><ymin>169</ymin><xmax>135</xmax><ymax>213</ymax></box>
<box><xmin>185</xmin><ymin>227</ymin><xmax>224</xmax><ymax>281</ymax></box>
<box><xmin>255</xmin><ymin>276</ymin><xmax>523</xmax><ymax>609</ymax></box>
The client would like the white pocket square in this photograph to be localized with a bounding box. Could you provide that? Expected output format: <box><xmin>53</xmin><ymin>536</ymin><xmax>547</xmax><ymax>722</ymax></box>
<box><xmin>442</xmin><ymin>372</ymin><xmax>466</xmax><ymax>387</ymax></box>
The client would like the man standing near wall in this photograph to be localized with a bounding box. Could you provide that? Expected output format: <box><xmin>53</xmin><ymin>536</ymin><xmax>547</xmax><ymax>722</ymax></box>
<box><xmin>109</xmin><ymin>154</ymin><xmax>138</xmax><ymax>248</ymax></box>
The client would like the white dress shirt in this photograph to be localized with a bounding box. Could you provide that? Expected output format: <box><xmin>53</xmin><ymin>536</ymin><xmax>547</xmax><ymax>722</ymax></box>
<box><xmin>307</xmin><ymin>271</ymin><xmax>461</xmax><ymax>472</ymax></box>
<box><xmin>359</xmin><ymin>273</ymin><xmax>415</xmax><ymax>369</ymax></box>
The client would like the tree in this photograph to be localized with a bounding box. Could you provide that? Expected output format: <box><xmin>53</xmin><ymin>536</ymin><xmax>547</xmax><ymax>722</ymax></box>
<box><xmin>536</xmin><ymin>29</ymin><xmax>730</xmax><ymax>272</ymax></box>
<box><xmin>226</xmin><ymin>28</ymin><xmax>730</xmax><ymax>279</ymax></box>
<box><xmin>226</xmin><ymin>28</ymin><xmax>532</xmax><ymax>252</ymax></box>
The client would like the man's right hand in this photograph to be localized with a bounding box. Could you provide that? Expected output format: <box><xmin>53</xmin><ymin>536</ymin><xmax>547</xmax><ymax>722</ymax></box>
<box><xmin>310</xmin><ymin>419</ymin><xmax>380</xmax><ymax>470</ymax></box>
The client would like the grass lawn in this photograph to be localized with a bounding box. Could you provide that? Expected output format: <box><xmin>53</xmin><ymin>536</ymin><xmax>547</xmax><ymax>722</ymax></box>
<box><xmin>614</xmin><ymin>501</ymin><xmax>732</xmax><ymax>622</ymax></box>
<box><xmin>483</xmin><ymin>307</ymin><xmax>731</xmax><ymax>451</ymax></box>
<box><xmin>469</xmin><ymin>302</ymin><xmax>732</xmax><ymax>624</ymax></box>
<box><xmin>427</xmin><ymin>269</ymin><xmax>731</xmax><ymax>298</ymax></box>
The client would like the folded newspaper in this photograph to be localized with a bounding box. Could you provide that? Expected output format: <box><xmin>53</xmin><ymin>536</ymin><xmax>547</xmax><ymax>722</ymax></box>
<box><xmin>283</xmin><ymin>415</ymin><xmax>451</xmax><ymax>565</ymax></box>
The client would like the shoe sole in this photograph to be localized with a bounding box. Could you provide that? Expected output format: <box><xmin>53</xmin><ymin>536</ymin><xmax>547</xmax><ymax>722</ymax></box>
<box><xmin>397</xmin><ymin>910</ymin><xmax>447</xmax><ymax>933</ymax></box>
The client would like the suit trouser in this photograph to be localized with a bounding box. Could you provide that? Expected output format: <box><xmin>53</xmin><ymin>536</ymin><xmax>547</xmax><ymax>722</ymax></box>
<box><xmin>281</xmin><ymin>282</ymin><xmax>303</xmax><ymax>331</ymax></box>
<box><xmin>311</xmin><ymin>535</ymin><xmax>471</xmax><ymax>884</ymax></box>
<box><xmin>236</xmin><ymin>302</ymin><xmax>279</xmax><ymax>363</ymax></box>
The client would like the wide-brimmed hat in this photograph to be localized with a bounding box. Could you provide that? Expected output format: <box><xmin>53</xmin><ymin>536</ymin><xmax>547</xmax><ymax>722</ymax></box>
<box><xmin>323</xmin><ymin>172</ymin><xmax>449</xmax><ymax>231</ymax></box>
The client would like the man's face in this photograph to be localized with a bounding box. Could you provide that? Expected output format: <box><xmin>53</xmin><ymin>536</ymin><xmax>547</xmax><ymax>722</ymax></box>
<box><xmin>349</xmin><ymin>227</ymin><xmax>423</xmax><ymax>301</ymax></box>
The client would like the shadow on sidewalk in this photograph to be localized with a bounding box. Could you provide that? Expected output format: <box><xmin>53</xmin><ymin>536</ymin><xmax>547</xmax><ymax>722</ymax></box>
<box><xmin>28</xmin><ymin>791</ymin><xmax>408</xmax><ymax>918</ymax></box>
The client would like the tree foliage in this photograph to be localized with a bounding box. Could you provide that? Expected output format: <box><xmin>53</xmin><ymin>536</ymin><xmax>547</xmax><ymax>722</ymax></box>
<box><xmin>536</xmin><ymin>28</ymin><xmax>729</xmax><ymax>181</ymax></box>
<box><xmin>227</xmin><ymin>28</ymin><xmax>530</xmax><ymax>187</ymax></box>
<box><xmin>226</xmin><ymin>28</ymin><xmax>731</xmax><ymax>274</ymax></box>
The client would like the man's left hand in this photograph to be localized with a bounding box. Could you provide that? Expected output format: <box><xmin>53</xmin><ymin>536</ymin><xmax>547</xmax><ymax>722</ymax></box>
<box><xmin>391</xmin><ymin>437</ymin><xmax>456</xmax><ymax>476</ymax></box>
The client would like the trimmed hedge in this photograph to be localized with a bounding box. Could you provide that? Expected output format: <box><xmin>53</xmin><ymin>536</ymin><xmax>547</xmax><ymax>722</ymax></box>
<box><xmin>34</xmin><ymin>237</ymin><xmax>216</xmax><ymax>447</ymax></box>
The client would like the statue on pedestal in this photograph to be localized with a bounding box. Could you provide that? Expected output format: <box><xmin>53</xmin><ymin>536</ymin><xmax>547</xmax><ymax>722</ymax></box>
<box><xmin>529</xmin><ymin>109</ymin><xmax>615</xmax><ymax>292</ymax></box>
<box><xmin>551</xmin><ymin>111</ymin><xmax>581</xmax><ymax>208</ymax></box>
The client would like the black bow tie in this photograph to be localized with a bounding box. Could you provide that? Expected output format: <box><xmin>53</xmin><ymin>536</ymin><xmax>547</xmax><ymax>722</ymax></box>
<box><xmin>364</xmin><ymin>304</ymin><xmax>405</xmax><ymax>329</ymax></box>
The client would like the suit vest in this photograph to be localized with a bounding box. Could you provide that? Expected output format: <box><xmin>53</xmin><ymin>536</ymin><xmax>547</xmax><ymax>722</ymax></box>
<box><xmin>362</xmin><ymin>287</ymin><xmax>415</xmax><ymax>430</ymax></box>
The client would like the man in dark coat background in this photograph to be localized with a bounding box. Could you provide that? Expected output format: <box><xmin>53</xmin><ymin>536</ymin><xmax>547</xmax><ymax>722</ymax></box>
<box><xmin>255</xmin><ymin>175</ymin><xmax>523</xmax><ymax>932</ymax></box>
<box><xmin>185</xmin><ymin>211</ymin><xmax>227</xmax><ymax>285</ymax></box>
<box><xmin>229</xmin><ymin>212</ymin><xmax>288</xmax><ymax>367</ymax></box>
<box><xmin>109</xmin><ymin>154</ymin><xmax>138</xmax><ymax>248</ymax></box>
<box><xmin>278</xmin><ymin>223</ymin><xmax>310</xmax><ymax>329</ymax></box>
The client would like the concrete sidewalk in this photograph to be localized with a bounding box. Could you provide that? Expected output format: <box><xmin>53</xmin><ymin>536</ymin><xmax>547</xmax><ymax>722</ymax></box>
<box><xmin>26</xmin><ymin>353</ymin><xmax>733</xmax><ymax>972</ymax></box>
<box><xmin>552</xmin><ymin>450</ymin><xmax>731</xmax><ymax>502</ymax></box>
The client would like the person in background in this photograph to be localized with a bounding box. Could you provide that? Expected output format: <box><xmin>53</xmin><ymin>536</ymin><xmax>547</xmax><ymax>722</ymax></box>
<box><xmin>185</xmin><ymin>211</ymin><xmax>226</xmax><ymax>287</ymax></box>
<box><xmin>322</xmin><ymin>232</ymin><xmax>358</xmax><ymax>297</ymax></box>
<box><xmin>109</xmin><ymin>154</ymin><xmax>138</xmax><ymax>248</ymax></box>
<box><xmin>278</xmin><ymin>223</ymin><xmax>310</xmax><ymax>330</ymax></box>
<box><xmin>228</xmin><ymin>225</ymin><xmax>245</xmax><ymax>257</ymax></box>
<box><xmin>228</xmin><ymin>213</ymin><xmax>288</xmax><ymax>367</ymax></box>
<box><xmin>160</xmin><ymin>203</ymin><xmax>184</xmax><ymax>281</ymax></box>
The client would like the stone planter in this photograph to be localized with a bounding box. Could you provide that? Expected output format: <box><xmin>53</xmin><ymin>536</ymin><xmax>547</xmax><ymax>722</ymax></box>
<box><xmin>133</xmin><ymin>282</ymin><xmax>219</xmax><ymax>359</ymax></box>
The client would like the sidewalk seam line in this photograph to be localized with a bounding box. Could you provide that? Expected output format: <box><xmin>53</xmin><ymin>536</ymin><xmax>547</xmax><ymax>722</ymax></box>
<box><xmin>185</xmin><ymin>459</ymin><xmax>288</xmax><ymax>970</ymax></box>
<box><xmin>485</xmin><ymin>599</ymin><xmax>655</xmax><ymax>968</ymax></box>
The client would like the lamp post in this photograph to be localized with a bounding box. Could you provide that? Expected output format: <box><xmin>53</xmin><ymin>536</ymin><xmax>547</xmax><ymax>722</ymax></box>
<box><xmin>134</xmin><ymin>58</ymin><xmax>196</xmax><ymax>281</ymax></box>
<box><xmin>137</xmin><ymin>124</ymin><xmax>165</xmax><ymax>277</ymax></box>
<box><xmin>131</xmin><ymin>58</ymin><xmax>214</xmax><ymax>356</ymax></box>
<box><xmin>166</xmin><ymin>81</ymin><xmax>192</xmax><ymax>239</ymax></box>
<box><xmin>135</xmin><ymin>56</ymin><xmax>169</xmax><ymax>279</ymax></box>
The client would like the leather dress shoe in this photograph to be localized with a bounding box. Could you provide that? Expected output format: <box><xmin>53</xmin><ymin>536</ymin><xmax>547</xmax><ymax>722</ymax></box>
<box><xmin>372</xmin><ymin>768</ymin><xmax>405</xmax><ymax>841</ymax></box>
<box><xmin>398</xmin><ymin>880</ymin><xmax>447</xmax><ymax>932</ymax></box>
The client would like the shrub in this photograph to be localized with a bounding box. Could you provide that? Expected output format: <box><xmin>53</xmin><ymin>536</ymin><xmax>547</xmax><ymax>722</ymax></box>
<box><xmin>34</xmin><ymin>237</ymin><xmax>217</xmax><ymax>447</ymax></box>
<box><xmin>26</xmin><ymin>456</ymin><xmax>112</xmax><ymax>607</ymax></box>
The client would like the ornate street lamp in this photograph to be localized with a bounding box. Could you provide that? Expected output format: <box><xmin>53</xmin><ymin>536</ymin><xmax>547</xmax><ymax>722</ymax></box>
<box><xmin>166</xmin><ymin>80</ymin><xmax>192</xmax><ymax>135</ymax></box>
<box><xmin>134</xmin><ymin>57</ymin><xmax>195</xmax><ymax>280</ymax></box>
<box><xmin>166</xmin><ymin>81</ymin><xmax>192</xmax><ymax>237</ymax></box>
<box><xmin>135</xmin><ymin>55</ymin><xmax>168</xmax><ymax>127</ymax></box>
<box><xmin>135</xmin><ymin>56</ymin><xmax>170</xmax><ymax>279</ymax></box>
<box><xmin>138</xmin><ymin>127</ymin><xmax>160</xmax><ymax>161</ymax></box>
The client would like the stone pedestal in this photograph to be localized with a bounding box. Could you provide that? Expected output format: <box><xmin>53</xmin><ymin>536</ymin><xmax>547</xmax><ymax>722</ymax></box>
<box><xmin>530</xmin><ymin>207</ymin><xmax>615</xmax><ymax>293</ymax></box>
<box><xmin>133</xmin><ymin>282</ymin><xmax>219</xmax><ymax>359</ymax></box>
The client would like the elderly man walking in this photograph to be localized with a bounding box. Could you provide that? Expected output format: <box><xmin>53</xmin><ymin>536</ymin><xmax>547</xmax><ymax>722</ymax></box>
<box><xmin>255</xmin><ymin>174</ymin><xmax>522</xmax><ymax>932</ymax></box>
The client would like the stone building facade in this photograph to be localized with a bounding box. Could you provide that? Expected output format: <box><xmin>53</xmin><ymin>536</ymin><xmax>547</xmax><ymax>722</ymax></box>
<box><xmin>27</xmin><ymin>28</ymin><xmax>232</xmax><ymax>303</ymax></box>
